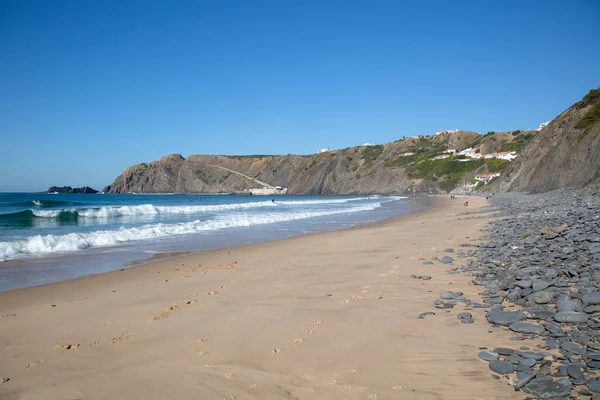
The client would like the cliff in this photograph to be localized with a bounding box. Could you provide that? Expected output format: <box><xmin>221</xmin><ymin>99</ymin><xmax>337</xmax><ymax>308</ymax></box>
<box><xmin>104</xmin><ymin>129</ymin><xmax>536</xmax><ymax>195</ymax></box>
<box><xmin>492</xmin><ymin>88</ymin><xmax>600</xmax><ymax>193</ymax></box>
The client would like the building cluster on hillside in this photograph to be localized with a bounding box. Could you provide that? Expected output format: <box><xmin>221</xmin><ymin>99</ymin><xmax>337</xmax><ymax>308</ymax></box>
<box><xmin>474</xmin><ymin>173</ymin><xmax>501</xmax><ymax>184</ymax></box>
<box><xmin>435</xmin><ymin>129</ymin><xmax>459</xmax><ymax>135</ymax></box>
<box><xmin>427</xmin><ymin>147</ymin><xmax>517</xmax><ymax>161</ymax></box>
<box><xmin>537</xmin><ymin>121</ymin><xmax>550</xmax><ymax>131</ymax></box>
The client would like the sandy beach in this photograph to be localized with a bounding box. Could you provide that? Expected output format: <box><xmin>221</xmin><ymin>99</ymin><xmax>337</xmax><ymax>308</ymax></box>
<box><xmin>0</xmin><ymin>196</ymin><xmax>526</xmax><ymax>400</ymax></box>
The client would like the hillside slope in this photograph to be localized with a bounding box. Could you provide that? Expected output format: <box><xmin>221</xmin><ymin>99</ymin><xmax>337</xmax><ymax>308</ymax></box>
<box><xmin>492</xmin><ymin>88</ymin><xmax>600</xmax><ymax>193</ymax></box>
<box><xmin>104</xmin><ymin>130</ymin><xmax>536</xmax><ymax>195</ymax></box>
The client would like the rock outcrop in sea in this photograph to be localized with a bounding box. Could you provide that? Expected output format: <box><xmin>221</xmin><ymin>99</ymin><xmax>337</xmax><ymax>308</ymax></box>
<box><xmin>47</xmin><ymin>186</ymin><xmax>99</xmax><ymax>194</ymax></box>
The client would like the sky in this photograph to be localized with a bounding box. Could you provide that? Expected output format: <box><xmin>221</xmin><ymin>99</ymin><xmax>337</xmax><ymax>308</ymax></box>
<box><xmin>1</xmin><ymin>0</ymin><xmax>599</xmax><ymax>192</ymax></box>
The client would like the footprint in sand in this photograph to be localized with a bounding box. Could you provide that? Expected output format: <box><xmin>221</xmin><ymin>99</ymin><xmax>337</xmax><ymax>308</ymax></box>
<box><xmin>198</xmin><ymin>351</ymin><xmax>209</xmax><ymax>357</ymax></box>
<box><xmin>341</xmin><ymin>299</ymin><xmax>350</xmax><ymax>304</ymax></box>
<box><xmin>225</xmin><ymin>373</ymin><xmax>235</xmax><ymax>379</ymax></box>
<box><xmin>185</xmin><ymin>300</ymin><xmax>197</xmax><ymax>305</ymax></box>
<box><xmin>368</xmin><ymin>394</ymin><xmax>378</xmax><ymax>399</ymax></box>
<box><xmin>1</xmin><ymin>313</ymin><xmax>16</xmax><ymax>318</ymax></box>
<box><xmin>55</xmin><ymin>344</ymin><xmax>79</xmax><ymax>351</ymax></box>
<box><xmin>392</xmin><ymin>385</ymin><xmax>404</xmax><ymax>391</ymax></box>
<box><xmin>311</xmin><ymin>320</ymin><xmax>322</xmax><ymax>325</ymax></box>
<box><xmin>293</xmin><ymin>338</ymin><xmax>304</xmax><ymax>344</ymax></box>
<box><xmin>250</xmin><ymin>383</ymin><xmax>261</xmax><ymax>389</ymax></box>
<box><xmin>207</xmin><ymin>291</ymin><xmax>219</xmax><ymax>296</ymax></box>
<box><xmin>153</xmin><ymin>305</ymin><xmax>179</xmax><ymax>320</ymax></box>
<box><xmin>272</xmin><ymin>348</ymin><xmax>284</xmax><ymax>354</ymax></box>
<box><xmin>25</xmin><ymin>359</ymin><xmax>45</xmax><ymax>369</ymax></box>
<box><xmin>352</xmin><ymin>294</ymin><xmax>363</xmax><ymax>300</ymax></box>
<box><xmin>305</xmin><ymin>328</ymin><xmax>315</xmax><ymax>334</ymax></box>
<box><xmin>198</xmin><ymin>338</ymin><xmax>210</xmax><ymax>343</ymax></box>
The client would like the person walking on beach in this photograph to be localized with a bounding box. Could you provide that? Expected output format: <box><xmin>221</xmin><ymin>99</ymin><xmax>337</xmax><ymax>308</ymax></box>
<box><xmin>464</xmin><ymin>201</ymin><xmax>469</xmax><ymax>207</ymax></box>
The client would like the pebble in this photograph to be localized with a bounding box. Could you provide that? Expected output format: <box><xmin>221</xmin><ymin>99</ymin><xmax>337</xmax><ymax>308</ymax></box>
<box><xmin>418</xmin><ymin>312</ymin><xmax>435</xmax><ymax>319</ymax></box>
<box><xmin>489</xmin><ymin>360</ymin><xmax>514</xmax><ymax>374</ymax></box>
<box><xmin>478</xmin><ymin>351</ymin><xmax>498</xmax><ymax>361</ymax></box>
<box><xmin>508</xmin><ymin>321</ymin><xmax>546</xmax><ymax>335</ymax></box>
<box><xmin>440</xmin><ymin>291</ymin><xmax>463</xmax><ymax>299</ymax></box>
<box><xmin>440</xmin><ymin>190</ymin><xmax>600</xmax><ymax>395</ymax></box>
<box><xmin>486</xmin><ymin>309</ymin><xmax>526</xmax><ymax>326</ymax></box>
<box><xmin>590</xmin><ymin>379</ymin><xmax>600</xmax><ymax>393</ymax></box>
<box><xmin>554</xmin><ymin>312</ymin><xmax>588</xmax><ymax>323</ymax></box>
<box><xmin>458</xmin><ymin>312</ymin><xmax>473</xmax><ymax>324</ymax></box>
<box><xmin>523</xmin><ymin>380</ymin><xmax>572</xmax><ymax>398</ymax></box>
<box><xmin>439</xmin><ymin>256</ymin><xmax>454</xmax><ymax>264</ymax></box>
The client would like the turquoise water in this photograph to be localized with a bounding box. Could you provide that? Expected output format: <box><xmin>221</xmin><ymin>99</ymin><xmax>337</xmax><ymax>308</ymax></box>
<box><xmin>0</xmin><ymin>193</ymin><xmax>422</xmax><ymax>291</ymax></box>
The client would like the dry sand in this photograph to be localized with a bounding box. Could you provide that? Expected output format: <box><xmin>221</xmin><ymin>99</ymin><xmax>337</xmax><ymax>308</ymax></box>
<box><xmin>0</xmin><ymin>196</ymin><xmax>527</xmax><ymax>400</ymax></box>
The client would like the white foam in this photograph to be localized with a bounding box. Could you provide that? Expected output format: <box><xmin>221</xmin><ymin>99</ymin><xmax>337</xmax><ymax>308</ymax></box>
<box><xmin>32</xmin><ymin>209</ymin><xmax>68</xmax><ymax>218</ymax></box>
<box><xmin>0</xmin><ymin>203</ymin><xmax>381</xmax><ymax>260</ymax></box>
<box><xmin>28</xmin><ymin>197</ymin><xmax>385</xmax><ymax>219</ymax></box>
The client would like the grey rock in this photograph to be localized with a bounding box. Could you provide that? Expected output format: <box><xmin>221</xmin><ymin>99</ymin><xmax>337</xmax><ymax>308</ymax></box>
<box><xmin>590</xmin><ymin>379</ymin><xmax>600</xmax><ymax>393</ymax></box>
<box><xmin>583</xmin><ymin>291</ymin><xmax>600</xmax><ymax>306</ymax></box>
<box><xmin>444</xmin><ymin>248</ymin><xmax>454</xmax><ymax>253</ymax></box>
<box><xmin>567</xmin><ymin>364</ymin><xmax>584</xmax><ymax>379</ymax></box>
<box><xmin>440</xmin><ymin>291</ymin><xmax>463</xmax><ymax>299</ymax></box>
<box><xmin>560</xmin><ymin>341</ymin><xmax>586</xmax><ymax>355</ymax></box>
<box><xmin>486</xmin><ymin>309</ymin><xmax>526</xmax><ymax>326</ymax></box>
<box><xmin>509</xmin><ymin>321</ymin><xmax>546</xmax><ymax>335</ymax></box>
<box><xmin>493</xmin><ymin>347</ymin><xmax>515</xmax><ymax>356</ymax></box>
<box><xmin>524</xmin><ymin>380</ymin><xmax>571</xmax><ymax>398</ymax></box>
<box><xmin>532</xmin><ymin>279</ymin><xmax>552</xmax><ymax>292</ymax></box>
<box><xmin>457</xmin><ymin>312</ymin><xmax>473</xmax><ymax>324</ymax></box>
<box><xmin>554</xmin><ymin>311</ymin><xmax>588</xmax><ymax>323</ymax></box>
<box><xmin>422</xmin><ymin>261</ymin><xmax>434</xmax><ymax>265</ymax></box>
<box><xmin>521</xmin><ymin>352</ymin><xmax>546</xmax><ymax>361</ymax></box>
<box><xmin>488</xmin><ymin>359</ymin><xmax>514</xmax><ymax>374</ymax></box>
<box><xmin>556</xmin><ymin>298</ymin><xmax>583</xmax><ymax>312</ymax></box>
<box><xmin>524</xmin><ymin>236</ymin><xmax>539</xmax><ymax>245</ymax></box>
<box><xmin>477</xmin><ymin>351</ymin><xmax>498</xmax><ymax>361</ymax></box>
<box><xmin>520</xmin><ymin>358</ymin><xmax>537</xmax><ymax>367</ymax></box>
<box><xmin>439</xmin><ymin>256</ymin><xmax>454</xmax><ymax>264</ymax></box>
<box><xmin>530</xmin><ymin>290</ymin><xmax>554</xmax><ymax>304</ymax></box>
<box><xmin>516</xmin><ymin>279</ymin><xmax>532</xmax><ymax>289</ymax></box>
<box><xmin>418</xmin><ymin>312</ymin><xmax>435</xmax><ymax>319</ymax></box>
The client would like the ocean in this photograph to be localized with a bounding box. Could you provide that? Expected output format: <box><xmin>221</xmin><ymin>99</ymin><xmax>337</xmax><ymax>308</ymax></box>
<box><xmin>0</xmin><ymin>193</ymin><xmax>425</xmax><ymax>292</ymax></box>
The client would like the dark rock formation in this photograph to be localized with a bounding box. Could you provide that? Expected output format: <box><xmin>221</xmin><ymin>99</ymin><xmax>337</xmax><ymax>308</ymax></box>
<box><xmin>47</xmin><ymin>186</ymin><xmax>99</xmax><ymax>194</ymax></box>
<box><xmin>493</xmin><ymin>88</ymin><xmax>600</xmax><ymax>193</ymax></box>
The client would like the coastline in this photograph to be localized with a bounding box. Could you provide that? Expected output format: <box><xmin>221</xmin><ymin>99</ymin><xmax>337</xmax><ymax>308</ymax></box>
<box><xmin>0</xmin><ymin>195</ymin><xmax>418</xmax><ymax>292</ymax></box>
<box><xmin>0</xmin><ymin>195</ymin><xmax>525</xmax><ymax>400</ymax></box>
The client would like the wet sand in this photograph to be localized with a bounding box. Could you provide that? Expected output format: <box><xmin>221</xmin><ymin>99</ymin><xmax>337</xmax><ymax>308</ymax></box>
<box><xmin>0</xmin><ymin>196</ymin><xmax>525</xmax><ymax>400</ymax></box>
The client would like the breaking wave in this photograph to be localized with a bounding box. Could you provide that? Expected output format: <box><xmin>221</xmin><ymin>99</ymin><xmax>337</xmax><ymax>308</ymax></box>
<box><xmin>0</xmin><ymin>203</ymin><xmax>381</xmax><ymax>260</ymax></box>
<box><xmin>0</xmin><ymin>197</ymin><xmax>381</xmax><ymax>222</ymax></box>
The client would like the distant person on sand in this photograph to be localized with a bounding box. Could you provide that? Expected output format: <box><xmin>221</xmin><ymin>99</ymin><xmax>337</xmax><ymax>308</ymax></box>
<box><xmin>465</xmin><ymin>201</ymin><xmax>469</xmax><ymax>207</ymax></box>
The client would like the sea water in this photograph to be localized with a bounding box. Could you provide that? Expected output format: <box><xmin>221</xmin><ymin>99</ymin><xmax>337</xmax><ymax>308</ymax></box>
<box><xmin>0</xmin><ymin>193</ymin><xmax>426</xmax><ymax>291</ymax></box>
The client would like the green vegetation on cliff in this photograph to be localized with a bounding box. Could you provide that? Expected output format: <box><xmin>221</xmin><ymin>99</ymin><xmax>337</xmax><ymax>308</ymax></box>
<box><xmin>500</xmin><ymin>133</ymin><xmax>533</xmax><ymax>152</ymax></box>
<box><xmin>485</xmin><ymin>158</ymin><xmax>510</xmax><ymax>172</ymax></box>
<box><xmin>360</xmin><ymin>145</ymin><xmax>384</xmax><ymax>167</ymax></box>
<box><xmin>575</xmin><ymin>88</ymin><xmax>600</xmax><ymax>138</ymax></box>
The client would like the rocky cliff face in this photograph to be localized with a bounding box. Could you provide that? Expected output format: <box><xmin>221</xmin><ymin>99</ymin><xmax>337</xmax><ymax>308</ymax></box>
<box><xmin>492</xmin><ymin>89</ymin><xmax>600</xmax><ymax>193</ymax></box>
<box><xmin>104</xmin><ymin>129</ymin><xmax>536</xmax><ymax>195</ymax></box>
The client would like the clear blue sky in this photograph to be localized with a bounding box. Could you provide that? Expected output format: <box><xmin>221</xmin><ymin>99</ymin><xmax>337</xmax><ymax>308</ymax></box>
<box><xmin>1</xmin><ymin>0</ymin><xmax>599</xmax><ymax>192</ymax></box>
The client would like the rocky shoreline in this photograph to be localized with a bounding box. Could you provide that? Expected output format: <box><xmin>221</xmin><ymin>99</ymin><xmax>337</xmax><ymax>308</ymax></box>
<box><xmin>430</xmin><ymin>188</ymin><xmax>600</xmax><ymax>398</ymax></box>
